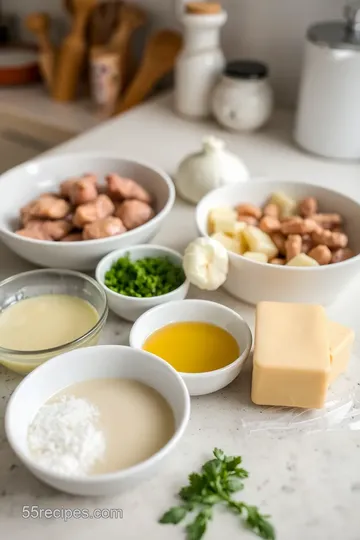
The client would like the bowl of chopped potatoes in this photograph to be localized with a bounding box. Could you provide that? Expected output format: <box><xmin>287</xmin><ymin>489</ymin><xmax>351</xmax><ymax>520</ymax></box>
<box><xmin>196</xmin><ymin>180</ymin><xmax>360</xmax><ymax>305</ymax></box>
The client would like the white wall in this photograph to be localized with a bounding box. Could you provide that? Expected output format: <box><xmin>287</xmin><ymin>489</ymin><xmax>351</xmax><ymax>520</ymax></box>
<box><xmin>3</xmin><ymin>0</ymin><xmax>344</xmax><ymax>107</ymax></box>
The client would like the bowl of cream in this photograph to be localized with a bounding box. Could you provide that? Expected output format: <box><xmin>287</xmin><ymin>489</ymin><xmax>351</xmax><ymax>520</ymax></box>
<box><xmin>0</xmin><ymin>269</ymin><xmax>108</xmax><ymax>374</ymax></box>
<box><xmin>129</xmin><ymin>299</ymin><xmax>253</xmax><ymax>396</ymax></box>
<box><xmin>5</xmin><ymin>345</ymin><xmax>190</xmax><ymax>496</ymax></box>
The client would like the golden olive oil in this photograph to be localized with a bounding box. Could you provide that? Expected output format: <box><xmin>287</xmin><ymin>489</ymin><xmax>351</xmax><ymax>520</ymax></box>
<box><xmin>143</xmin><ymin>321</ymin><xmax>240</xmax><ymax>373</ymax></box>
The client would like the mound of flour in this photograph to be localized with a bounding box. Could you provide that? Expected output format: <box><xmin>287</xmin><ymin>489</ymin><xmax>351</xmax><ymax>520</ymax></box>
<box><xmin>28</xmin><ymin>395</ymin><xmax>105</xmax><ymax>476</ymax></box>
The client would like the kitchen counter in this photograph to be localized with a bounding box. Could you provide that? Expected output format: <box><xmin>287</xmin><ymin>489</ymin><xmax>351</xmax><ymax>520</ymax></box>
<box><xmin>0</xmin><ymin>85</ymin><xmax>99</xmax><ymax>134</ymax></box>
<box><xmin>1</xmin><ymin>93</ymin><xmax>360</xmax><ymax>540</ymax></box>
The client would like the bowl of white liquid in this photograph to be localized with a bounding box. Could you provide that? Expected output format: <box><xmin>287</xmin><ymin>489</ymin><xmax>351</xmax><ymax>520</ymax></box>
<box><xmin>5</xmin><ymin>345</ymin><xmax>190</xmax><ymax>496</ymax></box>
<box><xmin>0</xmin><ymin>269</ymin><xmax>108</xmax><ymax>374</ymax></box>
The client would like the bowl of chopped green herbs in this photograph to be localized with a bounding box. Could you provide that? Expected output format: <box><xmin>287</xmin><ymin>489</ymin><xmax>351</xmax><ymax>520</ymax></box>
<box><xmin>96</xmin><ymin>245</ymin><xmax>189</xmax><ymax>321</ymax></box>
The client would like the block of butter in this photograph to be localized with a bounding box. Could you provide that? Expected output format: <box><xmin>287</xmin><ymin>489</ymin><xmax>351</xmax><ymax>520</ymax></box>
<box><xmin>328</xmin><ymin>320</ymin><xmax>354</xmax><ymax>385</ymax></box>
<box><xmin>252</xmin><ymin>302</ymin><xmax>331</xmax><ymax>409</ymax></box>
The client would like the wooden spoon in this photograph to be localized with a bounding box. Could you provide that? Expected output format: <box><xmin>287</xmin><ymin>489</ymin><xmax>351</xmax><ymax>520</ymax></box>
<box><xmin>52</xmin><ymin>0</ymin><xmax>97</xmax><ymax>101</ymax></box>
<box><xmin>115</xmin><ymin>29</ymin><xmax>182</xmax><ymax>115</ymax></box>
<box><xmin>25</xmin><ymin>12</ymin><xmax>54</xmax><ymax>90</ymax></box>
<box><xmin>108</xmin><ymin>3</ymin><xmax>146</xmax><ymax>89</ymax></box>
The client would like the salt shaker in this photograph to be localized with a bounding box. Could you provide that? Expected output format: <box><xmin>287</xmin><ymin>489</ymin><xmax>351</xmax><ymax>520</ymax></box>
<box><xmin>174</xmin><ymin>2</ymin><xmax>227</xmax><ymax>118</ymax></box>
<box><xmin>211</xmin><ymin>60</ymin><xmax>274</xmax><ymax>131</ymax></box>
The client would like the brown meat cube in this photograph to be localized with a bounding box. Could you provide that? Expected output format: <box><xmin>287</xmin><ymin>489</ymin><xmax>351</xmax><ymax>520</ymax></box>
<box><xmin>106</xmin><ymin>173</ymin><xmax>151</xmax><ymax>203</ymax></box>
<box><xmin>43</xmin><ymin>220</ymin><xmax>73</xmax><ymax>240</ymax></box>
<box><xmin>16</xmin><ymin>219</ymin><xmax>72</xmax><ymax>241</ymax></box>
<box><xmin>20</xmin><ymin>201</ymin><xmax>38</xmax><ymax>225</ymax></box>
<box><xmin>60</xmin><ymin>174</ymin><xmax>97</xmax><ymax>199</ymax></box>
<box><xmin>82</xmin><ymin>217</ymin><xmax>126</xmax><ymax>240</ymax></box>
<box><xmin>27</xmin><ymin>195</ymin><xmax>70</xmax><ymax>220</ymax></box>
<box><xmin>114</xmin><ymin>200</ymin><xmax>154</xmax><ymax>230</ymax></box>
<box><xmin>16</xmin><ymin>222</ymin><xmax>53</xmax><ymax>241</ymax></box>
<box><xmin>60</xmin><ymin>178</ymin><xmax>77</xmax><ymax>198</ymax></box>
<box><xmin>73</xmin><ymin>194</ymin><xmax>115</xmax><ymax>228</ymax></box>
<box><xmin>69</xmin><ymin>174</ymin><xmax>98</xmax><ymax>205</ymax></box>
<box><xmin>60</xmin><ymin>232</ymin><xmax>83</xmax><ymax>242</ymax></box>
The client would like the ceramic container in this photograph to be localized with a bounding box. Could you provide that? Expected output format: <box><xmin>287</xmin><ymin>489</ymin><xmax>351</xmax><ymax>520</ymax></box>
<box><xmin>96</xmin><ymin>245</ymin><xmax>189</xmax><ymax>322</ymax></box>
<box><xmin>212</xmin><ymin>60</ymin><xmax>273</xmax><ymax>131</ymax></box>
<box><xmin>174</xmin><ymin>8</ymin><xmax>227</xmax><ymax>118</ymax></box>
<box><xmin>294</xmin><ymin>2</ymin><xmax>360</xmax><ymax>159</ymax></box>
<box><xmin>129</xmin><ymin>299</ymin><xmax>252</xmax><ymax>396</ymax></box>
<box><xmin>90</xmin><ymin>49</ymin><xmax>121</xmax><ymax>117</ymax></box>
<box><xmin>196</xmin><ymin>180</ymin><xmax>360</xmax><ymax>306</ymax></box>
<box><xmin>5</xmin><ymin>345</ymin><xmax>190</xmax><ymax>496</ymax></box>
<box><xmin>0</xmin><ymin>153</ymin><xmax>175</xmax><ymax>270</ymax></box>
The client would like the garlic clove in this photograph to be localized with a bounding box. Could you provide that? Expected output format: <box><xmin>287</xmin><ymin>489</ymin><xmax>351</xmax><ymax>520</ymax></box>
<box><xmin>183</xmin><ymin>237</ymin><xmax>229</xmax><ymax>290</ymax></box>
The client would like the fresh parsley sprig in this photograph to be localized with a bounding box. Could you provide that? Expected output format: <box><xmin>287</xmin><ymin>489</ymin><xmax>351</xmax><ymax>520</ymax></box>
<box><xmin>159</xmin><ymin>448</ymin><xmax>275</xmax><ymax>540</ymax></box>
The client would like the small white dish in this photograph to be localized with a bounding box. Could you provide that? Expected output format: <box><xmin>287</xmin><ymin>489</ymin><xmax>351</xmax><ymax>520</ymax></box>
<box><xmin>5</xmin><ymin>345</ymin><xmax>190</xmax><ymax>497</ymax></box>
<box><xmin>196</xmin><ymin>180</ymin><xmax>360</xmax><ymax>305</ymax></box>
<box><xmin>129</xmin><ymin>299</ymin><xmax>252</xmax><ymax>396</ymax></box>
<box><xmin>96</xmin><ymin>245</ymin><xmax>189</xmax><ymax>322</ymax></box>
<box><xmin>0</xmin><ymin>153</ymin><xmax>175</xmax><ymax>270</ymax></box>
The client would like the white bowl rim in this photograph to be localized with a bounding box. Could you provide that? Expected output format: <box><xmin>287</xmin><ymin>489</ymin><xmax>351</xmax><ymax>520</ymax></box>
<box><xmin>129</xmin><ymin>299</ymin><xmax>253</xmax><ymax>377</ymax></box>
<box><xmin>196</xmin><ymin>179</ymin><xmax>360</xmax><ymax>271</ymax></box>
<box><xmin>0</xmin><ymin>152</ymin><xmax>176</xmax><ymax>246</ymax></box>
<box><xmin>0</xmin><ymin>268</ymin><xmax>108</xmax><ymax>357</ymax></box>
<box><xmin>5</xmin><ymin>344</ymin><xmax>191</xmax><ymax>484</ymax></box>
<box><xmin>96</xmin><ymin>244</ymin><xmax>189</xmax><ymax>304</ymax></box>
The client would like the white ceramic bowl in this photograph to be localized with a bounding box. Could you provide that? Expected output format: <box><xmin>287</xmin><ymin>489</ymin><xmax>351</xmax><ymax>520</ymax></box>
<box><xmin>129</xmin><ymin>299</ymin><xmax>252</xmax><ymax>396</ymax></box>
<box><xmin>5</xmin><ymin>345</ymin><xmax>190</xmax><ymax>496</ymax></box>
<box><xmin>0</xmin><ymin>153</ymin><xmax>175</xmax><ymax>270</ymax></box>
<box><xmin>196</xmin><ymin>180</ymin><xmax>360</xmax><ymax>306</ymax></box>
<box><xmin>96</xmin><ymin>245</ymin><xmax>189</xmax><ymax>322</ymax></box>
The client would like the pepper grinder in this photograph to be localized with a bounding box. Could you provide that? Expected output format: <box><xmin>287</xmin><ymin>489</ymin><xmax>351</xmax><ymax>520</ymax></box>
<box><xmin>174</xmin><ymin>2</ymin><xmax>227</xmax><ymax>118</ymax></box>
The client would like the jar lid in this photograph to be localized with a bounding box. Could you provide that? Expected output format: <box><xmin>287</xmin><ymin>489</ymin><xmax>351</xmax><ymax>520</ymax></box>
<box><xmin>308</xmin><ymin>1</ymin><xmax>360</xmax><ymax>50</ymax></box>
<box><xmin>224</xmin><ymin>60</ymin><xmax>268</xmax><ymax>80</ymax></box>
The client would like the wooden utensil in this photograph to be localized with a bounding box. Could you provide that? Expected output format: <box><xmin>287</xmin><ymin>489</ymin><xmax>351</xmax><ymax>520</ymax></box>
<box><xmin>115</xmin><ymin>29</ymin><xmax>182</xmax><ymax>115</ymax></box>
<box><xmin>88</xmin><ymin>1</ymin><xmax>121</xmax><ymax>46</ymax></box>
<box><xmin>52</xmin><ymin>0</ymin><xmax>97</xmax><ymax>101</ymax></box>
<box><xmin>25</xmin><ymin>12</ymin><xmax>54</xmax><ymax>90</ymax></box>
<box><xmin>108</xmin><ymin>3</ymin><xmax>146</xmax><ymax>89</ymax></box>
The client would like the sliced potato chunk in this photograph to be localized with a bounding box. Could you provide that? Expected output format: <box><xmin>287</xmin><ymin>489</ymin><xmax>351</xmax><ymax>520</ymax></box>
<box><xmin>208</xmin><ymin>207</ymin><xmax>237</xmax><ymax>235</ymax></box>
<box><xmin>270</xmin><ymin>191</ymin><xmax>297</xmax><ymax>218</ymax></box>
<box><xmin>286</xmin><ymin>253</ymin><xmax>319</xmax><ymax>267</ymax></box>
<box><xmin>243</xmin><ymin>225</ymin><xmax>278</xmax><ymax>259</ymax></box>
<box><xmin>211</xmin><ymin>232</ymin><xmax>243</xmax><ymax>254</ymax></box>
<box><xmin>243</xmin><ymin>251</ymin><xmax>268</xmax><ymax>263</ymax></box>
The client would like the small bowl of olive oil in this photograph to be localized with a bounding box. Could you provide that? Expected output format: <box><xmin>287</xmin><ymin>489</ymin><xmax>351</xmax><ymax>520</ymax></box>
<box><xmin>129</xmin><ymin>299</ymin><xmax>252</xmax><ymax>396</ymax></box>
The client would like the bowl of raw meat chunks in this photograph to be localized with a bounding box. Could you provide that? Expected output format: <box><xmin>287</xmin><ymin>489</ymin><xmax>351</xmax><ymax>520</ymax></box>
<box><xmin>0</xmin><ymin>154</ymin><xmax>175</xmax><ymax>270</ymax></box>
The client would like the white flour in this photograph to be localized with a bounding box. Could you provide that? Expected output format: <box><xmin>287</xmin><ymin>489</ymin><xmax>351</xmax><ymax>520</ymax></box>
<box><xmin>28</xmin><ymin>395</ymin><xmax>105</xmax><ymax>476</ymax></box>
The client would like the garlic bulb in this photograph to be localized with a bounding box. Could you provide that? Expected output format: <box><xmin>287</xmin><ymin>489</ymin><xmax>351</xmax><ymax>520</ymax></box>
<box><xmin>175</xmin><ymin>135</ymin><xmax>249</xmax><ymax>204</ymax></box>
<box><xmin>183</xmin><ymin>237</ymin><xmax>229</xmax><ymax>290</ymax></box>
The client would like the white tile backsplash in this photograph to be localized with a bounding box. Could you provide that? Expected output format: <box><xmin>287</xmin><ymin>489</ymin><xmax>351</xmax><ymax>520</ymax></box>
<box><xmin>4</xmin><ymin>0</ymin><xmax>344</xmax><ymax>107</ymax></box>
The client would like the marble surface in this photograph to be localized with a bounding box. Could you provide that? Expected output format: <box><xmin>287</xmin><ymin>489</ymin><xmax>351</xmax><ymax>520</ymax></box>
<box><xmin>1</xmin><ymin>94</ymin><xmax>360</xmax><ymax>540</ymax></box>
<box><xmin>0</xmin><ymin>86</ymin><xmax>99</xmax><ymax>134</ymax></box>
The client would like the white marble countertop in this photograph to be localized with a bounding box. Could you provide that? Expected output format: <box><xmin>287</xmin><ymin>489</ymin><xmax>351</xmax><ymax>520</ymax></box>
<box><xmin>1</xmin><ymin>94</ymin><xmax>360</xmax><ymax>540</ymax></box>
<box><xmin>0</xmin><ymin>85</ymin><xmax>99</xmax><ymax>134</ymax></box>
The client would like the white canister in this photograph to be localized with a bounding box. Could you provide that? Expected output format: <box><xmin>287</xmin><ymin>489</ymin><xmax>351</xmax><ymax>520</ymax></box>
<box><xmin>211</xmin><ymin>60</ymin><xmax>274</xmax><ymax>131</ymax></box>
<box><xmin>174</xmin><ymin>9</ymin><xmax>227</xmax><ymax>118</ymax></box>
<box><xmin>294</xmin><ymin>2</ymin><xmax>360</xmax><ymax>160</ymax></box>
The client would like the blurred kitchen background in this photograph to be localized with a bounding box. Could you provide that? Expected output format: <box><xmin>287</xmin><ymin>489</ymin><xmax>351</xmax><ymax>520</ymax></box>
<box><xmin>1</xmin><ymin>0</ymin><xmax>343</xmax><ymax>107</ymax></box>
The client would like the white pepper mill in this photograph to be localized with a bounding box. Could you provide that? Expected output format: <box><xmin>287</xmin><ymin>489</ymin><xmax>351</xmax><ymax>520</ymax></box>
<box><xmin>174</xmin><ymin>2</ymin><xmax>227</xmax><ymax>118</ymax></box>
